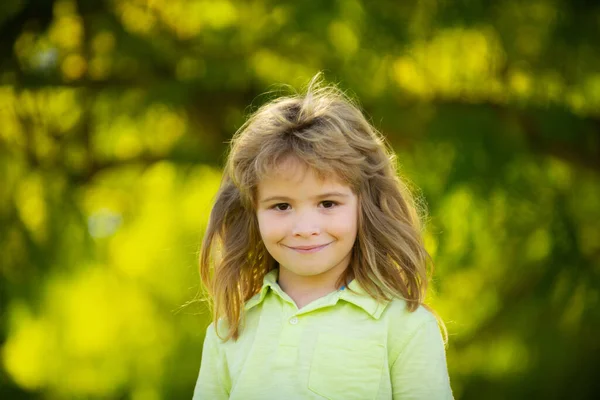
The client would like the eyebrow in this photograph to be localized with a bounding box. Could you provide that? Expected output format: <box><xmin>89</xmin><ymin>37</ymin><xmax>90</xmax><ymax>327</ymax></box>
<box><xmin>259</xmin><ymin>191</ymin><xmax>350</xmax><ymax>204</ymax></box>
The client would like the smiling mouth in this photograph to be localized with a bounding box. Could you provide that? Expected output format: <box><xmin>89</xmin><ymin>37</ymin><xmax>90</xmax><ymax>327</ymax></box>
<box><xmin>285</xmin><ymin>243</ymin><xmax>332</xmax><ymax>253</ymax></box>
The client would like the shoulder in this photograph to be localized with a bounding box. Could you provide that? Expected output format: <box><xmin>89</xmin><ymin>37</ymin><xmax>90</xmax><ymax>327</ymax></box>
<box><xmin>204</xmin><ymin>320</ymin><xmax>230</xmax><ymax>345</ymax></box>
<box><xmin>384</xmin><ymin>298</ymin><xmax>438</xmax><ymax>327</ymax></box>
<box><xmin>383</xmin><ymin>299</ymin><xmax>441</xmax><ymax>351</ymax></box>
<box><xmin>203</xmin><ymin>307</ymin><xmax>262</xmax><ymax>349</ymax></box>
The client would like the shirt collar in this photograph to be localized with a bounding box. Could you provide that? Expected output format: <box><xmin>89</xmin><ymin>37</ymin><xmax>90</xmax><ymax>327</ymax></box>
<box><xmin>340</xmin><ymin>279</ymin><xmax>389</xmax><ymax>319</ymax></box>
<box><xmin>244</xmin><ymin>269</ymin><xmax>282</xmax><ymax>311</ymax></box>
<box><xmin>244</xmin><ymin>269</ymin><xmax>390</xmax><ymax>319</ymax></box>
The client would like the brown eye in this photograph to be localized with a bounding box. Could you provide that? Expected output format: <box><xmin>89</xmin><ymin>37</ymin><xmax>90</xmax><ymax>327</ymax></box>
<box><xmin>274</xmin><ymin>203</ymin><xmax>291</xmax><ymax>211</ymax></box>
<box><xmin>321</xmin><ymin>201</ymin><xmax>337</xmax><ymax>209</ymax></box>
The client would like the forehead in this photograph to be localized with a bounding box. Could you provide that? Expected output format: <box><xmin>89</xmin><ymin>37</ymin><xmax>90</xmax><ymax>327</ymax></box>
<box><xmin>257</xmin><ymin>158</ymin><xmax>350</xmax><ymax>196</ymax></box>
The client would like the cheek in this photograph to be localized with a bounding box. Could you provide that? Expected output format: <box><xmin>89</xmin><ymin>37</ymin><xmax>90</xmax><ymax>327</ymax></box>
<box><xmin>256</xmin><ymin>212</ymin><xmax>269</xmax><ymax>238</ymax></box>
<box><xmin>327</xmin><ymin>218</ymin><xmax>356</xmax><ymax>241</ymax></box>
<box><xmin>331</xmin><ymin>208</ymin><xmax>358</xmax><ymax>237</ymax></box>
<box><xmin>257</xmin><ymin>212</ymin><xmax>286</xmax><ymax>241</ymax></box>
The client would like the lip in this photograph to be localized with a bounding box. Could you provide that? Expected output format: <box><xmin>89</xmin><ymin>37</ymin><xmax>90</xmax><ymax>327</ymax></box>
<box><xmin>285</xmin><ymin>243</ymin><xmax>332</xmax><ymax>253</ymax></box>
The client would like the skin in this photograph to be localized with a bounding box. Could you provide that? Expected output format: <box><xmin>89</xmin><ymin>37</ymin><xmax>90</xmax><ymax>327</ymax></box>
<box><xmin>256</xmin><ymin>159</ymin><xmax>359</xmax><ymax>309</ymax></box>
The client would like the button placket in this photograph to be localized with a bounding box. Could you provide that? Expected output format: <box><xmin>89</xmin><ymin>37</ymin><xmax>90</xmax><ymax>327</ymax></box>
<box><xmin>274</xmin><ymin>306</ymin><xmax>302</xmax><ymax>369</ymax></box>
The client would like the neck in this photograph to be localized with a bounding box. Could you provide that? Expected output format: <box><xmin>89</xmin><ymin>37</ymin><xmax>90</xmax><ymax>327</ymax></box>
<box><xmin>278</xmin><ymin>268</ymin><xmax>348</xmax><ymax>309</ymax></box>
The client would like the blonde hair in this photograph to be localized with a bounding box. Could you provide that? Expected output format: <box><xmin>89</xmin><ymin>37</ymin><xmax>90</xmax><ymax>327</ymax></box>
<box><xmin>200</xmin><ymin>75</ymin><xmax>445</xmax><ymax>341</ymax></box>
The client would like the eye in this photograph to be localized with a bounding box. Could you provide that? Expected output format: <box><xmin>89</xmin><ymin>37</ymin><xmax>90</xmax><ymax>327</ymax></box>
<box><xmin>321</xmin><ymin>200</ymin><xmax>338</xmax><ymax>209</ymax></box>
<box><xmin>272</xmin><ymin>203</ymin><xmax>291</xmax><ymax>211</ymax></box>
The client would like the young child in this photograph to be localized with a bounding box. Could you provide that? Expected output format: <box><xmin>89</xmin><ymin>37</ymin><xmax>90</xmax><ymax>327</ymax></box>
<box><xmin>193</xmin><ymin>75</ymin><xmax>453</xmax><ymax>399</ymax></box>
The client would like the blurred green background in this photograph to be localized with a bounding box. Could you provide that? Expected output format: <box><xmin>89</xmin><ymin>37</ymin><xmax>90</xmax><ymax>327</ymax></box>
<box><xmin>1</xmin><ymin>0</ymin><xmax>599</xmax><ymax>399</ymax></box>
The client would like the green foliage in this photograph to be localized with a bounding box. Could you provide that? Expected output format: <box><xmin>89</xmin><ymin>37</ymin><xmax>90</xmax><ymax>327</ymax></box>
<box><xmin>1</xmin><ymin>0</ymin><xmax>599</xmax><ymax>399</ymax></box>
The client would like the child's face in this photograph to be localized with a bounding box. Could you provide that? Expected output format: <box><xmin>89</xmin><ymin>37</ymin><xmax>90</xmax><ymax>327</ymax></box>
<box><xmin>256</xmin><ymin>159</ymin><xmax>358</xmax><ymax>286</ymax></box>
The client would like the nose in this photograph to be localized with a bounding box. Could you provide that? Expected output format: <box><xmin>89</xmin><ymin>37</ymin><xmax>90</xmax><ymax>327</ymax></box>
<box><xmin>291</xmin><ymin>210</ymin><xmax>321</xmax><ymax>237</ymax></box>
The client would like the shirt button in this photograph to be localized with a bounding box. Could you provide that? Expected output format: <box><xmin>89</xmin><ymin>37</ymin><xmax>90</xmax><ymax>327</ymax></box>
<box><xmin>289</xmin><ymin>316</ymin><xmax>298</xmax><ymax>325</ymax></box>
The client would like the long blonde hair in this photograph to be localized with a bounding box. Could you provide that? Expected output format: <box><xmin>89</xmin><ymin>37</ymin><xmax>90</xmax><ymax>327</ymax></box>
<box><xmin>200</xmin><ymin>75</ymin><xmax>444</xmax><ymax>341</ymax></box>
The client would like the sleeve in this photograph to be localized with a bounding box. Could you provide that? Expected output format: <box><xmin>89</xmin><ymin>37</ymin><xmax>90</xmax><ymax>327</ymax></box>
<box><xmin>390</xmin><ymin>314</ymin><xmax>453</xmax><ymax>400</ymax></box>
<box><xmin>192</xmin><ymin>323</ymin><xmax>231</xmax><ymax>400</ymax></box>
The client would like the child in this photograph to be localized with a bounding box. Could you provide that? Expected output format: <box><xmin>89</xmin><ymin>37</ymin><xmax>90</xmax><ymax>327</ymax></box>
<box><xmin>193</xmin><ymin>75</ymin><xmax>453</xmax><ymax>399</ymax></box>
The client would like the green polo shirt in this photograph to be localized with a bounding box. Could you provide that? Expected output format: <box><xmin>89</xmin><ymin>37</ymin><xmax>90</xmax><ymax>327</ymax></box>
<box><xmin>193</xmin><ymin>270</ymin><xmax>453</xmax><ymax>399</ymax></box>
